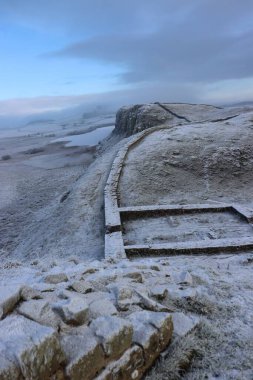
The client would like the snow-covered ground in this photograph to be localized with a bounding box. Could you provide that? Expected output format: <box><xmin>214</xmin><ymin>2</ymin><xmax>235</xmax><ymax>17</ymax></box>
<box><xmin>1</xmin><ymin>103</ymin><xmax>253</xmax><ymax>379</ymax></box>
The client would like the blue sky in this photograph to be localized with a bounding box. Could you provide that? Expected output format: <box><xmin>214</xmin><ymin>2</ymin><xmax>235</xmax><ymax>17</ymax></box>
<box><xmin>1</xmin><ymin>0</ymin><xmax>253</xmax><ymax>116</ymax></box>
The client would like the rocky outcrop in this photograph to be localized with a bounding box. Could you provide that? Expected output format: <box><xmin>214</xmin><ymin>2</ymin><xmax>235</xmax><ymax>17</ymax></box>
<box><xmin>113</xmin><ymin>104</ymin><xmax>172</xmax><ymax>137</ymax></box>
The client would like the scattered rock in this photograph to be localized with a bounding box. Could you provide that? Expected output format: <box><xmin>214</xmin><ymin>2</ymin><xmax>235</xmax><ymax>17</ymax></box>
<box><xmin>44</xmin><ymin>273</ymin><xmax>68</xmax><ymax>284</ymax></box>
<box><xmin>21</xmin><ymin>285</ymin><xmax>42</xmax><ymax>301</ymax></box>
<box><xmin>136</xmin><ymin>291</ymin><xmax>172</xmax><ymax>312</ymax></box>
<box><xmin>0</xmin><ymin>285</ymin><xmax>22</xmax><ymax>320</ymax></box>
<box><xmin>150</xmin><ymin>285</ymin><xmax>169</xmax><ymax>300</ymax></box>
<box><xmin>18</xmin><ymin>299</ymin><xmax>62</xmax><ymax>329</ymax></box>
<box><xmin>53</xmin><ymin>297</ymin><xmax>89</xmax><ymax>326</ymax></box>
<box><xmin>71</xmin><ymin>280</ymin><xmax>93</xmax><ymax>294</ymax></box>
<box><xmin>177</xmin><ymin>271</ymin><xmax>193</xmax><ymax>286</ymax></box>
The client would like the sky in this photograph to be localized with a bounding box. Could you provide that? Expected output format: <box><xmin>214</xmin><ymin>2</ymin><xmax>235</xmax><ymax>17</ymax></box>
<box><xmin>1</xmin><ymin>0</ymin><xmax>253</xmax><ymax>117</ymax></box>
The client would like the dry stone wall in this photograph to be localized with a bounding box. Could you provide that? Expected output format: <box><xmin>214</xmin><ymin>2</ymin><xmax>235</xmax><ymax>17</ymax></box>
<box><xmin>0</xmin><ymin>257</ymin><xmax>199</xmax><ymax>379</ymax></box>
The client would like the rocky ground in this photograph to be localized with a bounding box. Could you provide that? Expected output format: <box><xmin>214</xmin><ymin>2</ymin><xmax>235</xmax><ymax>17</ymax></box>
<box><xmin>1</xmin><ymin>103</ymin><xmax>253</xmax><ymax>379</ymax></box>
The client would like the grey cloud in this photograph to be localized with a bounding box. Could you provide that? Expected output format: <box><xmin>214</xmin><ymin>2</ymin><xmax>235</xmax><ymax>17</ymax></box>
<box><xmin>48</xmin><ymin>0</ymin><xmax>253</xmax><ymax>85</ymax></box>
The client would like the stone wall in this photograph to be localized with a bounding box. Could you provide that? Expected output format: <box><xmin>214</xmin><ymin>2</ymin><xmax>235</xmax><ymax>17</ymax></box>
<box><xmin>0</xmin><ymin>258</ymin><xmax>199</xmax><ymax>379</ymax></box>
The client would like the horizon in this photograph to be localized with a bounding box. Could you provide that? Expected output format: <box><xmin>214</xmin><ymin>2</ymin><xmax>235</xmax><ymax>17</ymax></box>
<box><xmin>1</xmin><ymin>1</ymin><xmax>253</xmax><ymax>119</ymax></box>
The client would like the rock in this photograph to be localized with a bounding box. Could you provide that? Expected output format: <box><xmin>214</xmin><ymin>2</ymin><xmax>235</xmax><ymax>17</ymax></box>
<box><xmin>90</xmin><ymin>316</ymin><xmax>133</xmax><ymax>359</ymax></box>
<box><xmin>122</xmin><ymin>271</ymin><xmax>143</xmax><ymax>283</ymax></box>
<box><xmin>21</xmin><ymin>285</ymin><xmax>42</xmax><ymax>301</ymax></box>
<box><xmin>177</xmin><ymin>271</ymin><xmax>193</xmax><ymax>286</ymax></box>
<box><xmin>18</xmin><ymin>299</ymin><xmax>62</xmax><ymax>329</ymax></box>
<box><xmin>0</xmin><ymin>341</ymin><xmax>21</xmax><ymax>380</ymax></box>
<box><xmin>168</xmin><ymin>285</ymin><xmax>197</xmax><ymax>301</ymax></box>
<box><xmin>71</xmin><ymin>280</ymin><xmax>93</xmax><ymax>294</ymax></box>
<box><xmin>44</xmin><ymin>273</ymin><xmax>68</xmax><ymax>284</ymax></box>
<box><xmin>61</xmin><ymin>327</ymin><xmax>105</xmax><ymax>380</ymax></box>
<box><xmin>135</xmin><ymin>291</ymin><xmax>172</xmax><ymax>312</ymax></box>
<box><xmin>150</xmin><ymin>265</ymin><xmax>161</xmax><ymax>271</ymax></box>
<box><xmin>114</xmin><ymin>104</ymin><xmax>171</xmax><ymax>137</ymax></box>
<box><xmin>129</xmin><ymin>311</ymin><xmax>173</xmax><ymax>351</ymax></box>
<box><xmin>0</xmin><ymin>285</ymin><xmax>22</xmax><ymax>319</ymax></box>
<box><xmin>150</xmin><ymin>285</ymin><xmax>169</xmax><ymax>300</ymax></box>
<box><xmin>0</xmin><ymin>315</ymin><xmax>64</xmax><ymax>379</ymax></box>
<box><xmin>129</xmin><ymin>313</ymin><xmax>160</xmax><ymax>367</ymax></box>
<box><xmin>107</xmin><ymin>284</ymin><xmax>136</xmax><ymax>311</ymax></box>
<box><xmin>33</xmin><ymin>282</ymin><xmax>56</xmax><ymax>293</ymax></box>
<box><xmin>108</xmin><ymin>284</ymin><xmax>134</xmax><ymax>300</ymax></box>
<box><xmin>171</xmin><ymin>312</ymin><xmax>199</xmax><ymax>337</ymax></box>
<box><xmin>95</xmin><ymin>345</ymin><xmax>144</xmax><ymax>380</ymax></box>
<box><xmin>53</xmin><ymin>297</ymin><xmax>89</xmax><ymax>325</ymax></box>
<box><xmin>89</xmin><ymin>299</ymin><xmax>118</xmax><ymax>319</ymax></box>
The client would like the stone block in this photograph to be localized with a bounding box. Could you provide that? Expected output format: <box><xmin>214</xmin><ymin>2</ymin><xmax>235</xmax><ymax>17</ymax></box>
<box><xmin>0</xmin><ymin>315</ymin><xmax>64</xmax><ymax>379</ymax></box>
<box><xmin>171</xmin><ymin>312</ymin><xmax>199</xmax><ymax>337</ymax></box>
<box><xmin>71</xmin><ymin>280</ymin><xmax>93</xmax><ymax>294</ymax></box>
<box><xmin>128</xmin><ymin>311</ymin><xmax>173</xmax><ymax>351</ymax></box>
<box><xmin>89</xmin><ymin>299</ymin><xmax>118</xmax><ymax>319</ymax></box>
<box><xmin>94</xmin><ymin>346</ymin><xmax>145</xmax><ymax>380</ymax></box>
<box><xmin>0</xmin><ymin>341</ymin><xmax>21</xmax><ymax>380</ymax></box>
<box><xmin>21</xmin><ymin>286</ymin><xmax>42</xmax><ymax>301</ymax></box>
<box><xmin>52</xmin><ymin>297</ymin><xmax>89</xmax><ymax>326</ymax></box>
<box><xmin>18</xmin><ymin>299</ymin><xmax>62</xmax><ymax>329</ymax></box>
<box><xmin>0</xmin><ymin>285</ymin><xmax>22</xmax><ymax>319</ymax></box>
<box><xmin>129</xmin><ymin>313</ymin><xmax>160</xmax><ymax>367</ymax></box>
<box><xmin>61</xmin><ymin>327</ymin><xmax>105</xmax><ymax>380</ymax></box>
<box><xmin>44</xmin><ymin>273</ymin><xmax>68</xmax><ymax>284</ymax></box>
<box><xmin>90</xmin><ymin>316</ymin><xmax>133</xmax><ymax>360</ymax></box>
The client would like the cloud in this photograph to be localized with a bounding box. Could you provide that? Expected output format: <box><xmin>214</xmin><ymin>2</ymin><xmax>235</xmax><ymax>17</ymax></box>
<box><xmin>47</xmin><ymin>0</ymin><xmax>253</xmax><ymax>86</ymax></box>
<box><xmin>1</xmin><ymin>0</ymin><xmax>253</xmax><ymax>108</ymax></box>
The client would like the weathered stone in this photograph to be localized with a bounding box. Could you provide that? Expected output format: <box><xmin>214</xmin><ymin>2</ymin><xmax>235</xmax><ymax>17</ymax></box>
<box><xmin>33</xmin><ymin>282</ymin><xmax>56</xmax><ymax>293</ymax></box>
<box><xmin>21</xmin><ymin>286</ymin><xmax>42</xmax><ymax>301</ymax></box>
<box><xmin>170</xmin><ymin>287</ymin><xmax>197</xmax><ymax>300</ymax></box>
<box><xmin>150</xmin><ymin>285</ymin><xmax>169</xmax><ymax>300</ymax></box>
<box><xmin>177</xmin><ymin>271</ymin><xmax>193</xmax><ymax>286</ymax></box>
<box><xmin>128</xmin><ymin>311</ymin><xmax>173</xmax><ymax>351</ymax></box>
<box><xmin>44</xmin><ymin>273</ymin><xmax>68</xmax><ymax>284</ymax></box>
<box><xmin>89</xmin><ymin>299</ymin><xmax>118</xmax><ymax>319</ymax></box>
<box><xmin>53</xmin><ymin>297</ymin><xmax>89</xmax><ymax>325</ymax></box>
<box><xmin>108</xmin><ymin>284</ymin><xmax>133</xmax><ymax>300</ymax></box>
<box><xmin>129</xmin><ymin>313</ymin><xmax>160</xmax><ymax>367</ymax></box>
<box><xmin>107</xmin><ymin>284</ymin><xmax>136</xmax><ymax>311</ymax></box>
<box><xmin>171</xmin><ymin>312</ymin><xmax>199</xmax><ymax>337</ymax></box>
<box><xmin>0</xmin><ymin>315</ymin><xmax>64</xmax><ymax>379</ymax></box>
<box><xmin>61</xmin><ymin>327</ymin><xmax>105</xmax><ymax>380</ymax></box>
<box><xmin>90</xmin><ymin>316</ymin><xmax>133</xmax><ymax>359</ymax></box>
<box><xmin>150</xmin><ymin>265</ymin><xmax>161</xmax><ymax>271</ymax></box>
<box><xmin>18</xmin><ymin>299</ymin><xmax>62</xmax><ymax>329</ymax></box>
<box><xmin>0</xmin><ymin>341</ymin><xmax>21</xmax><ymax>380</ymax></box>
<box><xmin>94</xmin><ymin>346</ymin><xmax>145</xmax><ymax>380</ymax></box>
<box><xmin>0</xmin><ymin>285</ymin><xmax>22</xmax><ymax>319</ymax></box>
<box><xmin>71</xmin><ymin>280</ymin><xmax>93</xmax><ymax>294</ymax></box>
<box><xmin>122</xmin><ymin>271</ymin><xmax>143</xmax><ymax>283</ymax></box>
<box><xmin>135</xmin><ymin>291</ymin><xmax>171</xmax><ymax>312</ymax></box>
